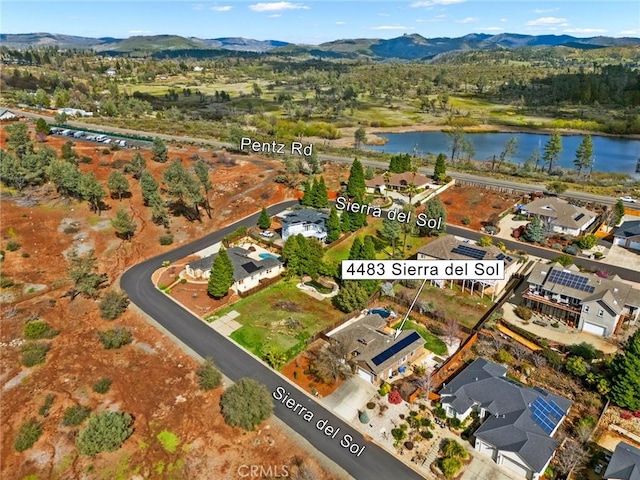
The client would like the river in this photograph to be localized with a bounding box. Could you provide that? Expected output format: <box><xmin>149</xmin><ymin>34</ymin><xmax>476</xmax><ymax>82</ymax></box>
<box><xmin>367</xmin><ymin>131</ymin><xmax>640</xmax><ymax>176</ymax></box>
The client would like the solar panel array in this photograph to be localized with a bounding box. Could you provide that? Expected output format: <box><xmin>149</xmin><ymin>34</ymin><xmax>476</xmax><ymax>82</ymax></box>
<box><xmin>530</xmin><ymin>397</ymin><xmax>565</xmax><ymax>435</ymax></box>
<box><xmin>547</xmin><ymin>269</ymin><xmax>595</xmax><ymax>293</ymax></box>
<box><xmin>452</xmin><ymin>245</ymin><xmax>486</xmax><ymax>260</ymax></box>
<box><xmin>496</xmin><ymin>253</ymin><xmax>505</xmax><ymax>260</ymax></box>
<box><xmin>371</xmin><ymin>331</ymin><xmax>421</xmax><ymax>366</ymax></box>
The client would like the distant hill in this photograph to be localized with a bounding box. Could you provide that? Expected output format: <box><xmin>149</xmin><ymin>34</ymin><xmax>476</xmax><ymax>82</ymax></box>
<box><xmin>1</xmin><ymin>31</ymin><xmax>639</xmax><ymax>58</ymax></box>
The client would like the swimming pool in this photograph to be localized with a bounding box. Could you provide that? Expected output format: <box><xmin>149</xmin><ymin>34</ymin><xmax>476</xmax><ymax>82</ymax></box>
<box><xmin>369</xmin><ymin>308</ymin><xmax>390</xmax><ymax>318</ymax></box>
<box><xmin>259</xmin><ymin>253</ymin><xmax>280</xmax><ymax>260</ymax></box>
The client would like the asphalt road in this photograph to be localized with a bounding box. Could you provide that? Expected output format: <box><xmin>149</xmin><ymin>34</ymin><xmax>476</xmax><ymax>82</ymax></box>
<box><xmin>120</xmin><ymin>201</ymin><xmax>425</xmax><ymax>480</ymax></box>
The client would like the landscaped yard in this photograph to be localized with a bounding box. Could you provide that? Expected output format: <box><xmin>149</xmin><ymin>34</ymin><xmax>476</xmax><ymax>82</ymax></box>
<box><xmin>418</xmin><ymin>284</ymin><xmax>493</xmax><ymax>329</ymax></box>
<box><xmin>391</xmin><ymin>319</ymin><xmax>448</xmax><ymax>356</ymax></box>
<box><xmin>215</xmin><ymin>279</ymin><xmax>346</xmax><ymax>361</ymax></box>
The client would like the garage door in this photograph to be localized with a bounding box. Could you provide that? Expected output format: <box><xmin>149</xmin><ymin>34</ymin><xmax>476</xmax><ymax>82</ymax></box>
<box><xmin>501</xmin><ymin>456</ymin><xmax>530</xmax><ymax>478</ymax></box>
<box><xmin>630</xmin><ymin>240</ymin><xmax>640</xmax><ymax>251</ymax></box>
<box><xmin>357</xmin><ymin>368</ymin><xmax>373</xmax><ymax>383</ymax></box>
<box><xmin>583</xmin><ymin>322</ymin><xmax>606</xmax><ymax>336</ymax></box>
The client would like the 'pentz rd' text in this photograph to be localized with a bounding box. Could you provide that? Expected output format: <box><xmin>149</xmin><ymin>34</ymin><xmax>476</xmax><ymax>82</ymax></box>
<box><xmin>240</xmin><ymin>137</ymin><xmax>313</xmax><ymax>156</ymax></box>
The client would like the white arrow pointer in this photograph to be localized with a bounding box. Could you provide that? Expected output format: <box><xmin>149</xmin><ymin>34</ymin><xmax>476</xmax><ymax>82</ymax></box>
<box><xmin>394</xmin><ymin>277</ymin><xmax>428</xmax><ymax>340</ymax></box>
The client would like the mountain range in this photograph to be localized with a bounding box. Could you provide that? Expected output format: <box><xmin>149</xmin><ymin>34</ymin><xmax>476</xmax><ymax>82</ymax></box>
<box><xmin>2</xmin><ymin>32</ymin><xmax>639</xmax><ymax>59</ymax></box>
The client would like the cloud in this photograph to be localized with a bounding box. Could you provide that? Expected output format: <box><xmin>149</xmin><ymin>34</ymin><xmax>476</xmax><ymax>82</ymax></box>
<box><xmin>335</xmin><ymin>21</ymin><xmax>347</xmax><ymax>25</ymax></box>
<box><xmin>483</xmin><ymin>26</ymin><xmax>504</xmax><ymax>32</ymax></box>
<box><xmin>563</xmin><ymin>28</ymin><xmax>607</xmax><ymax>34</ymax></box>
<box><xmin>268</xmin><ymin>14</ymin><xmax>282</xmax><ymax>17</ymax></box>
<box><xmin>620</xmin><ymin>28</ymin><xmax>640</xmax><ymax>35</ymax></box>
<box><xmin>526</xmin><ymin>16</ymin><xmax>568</xmax><ymax>26</ymax></box>
<box><xmin>128</xmin><ymin>30</ymin><xmax>153</xmax><ymax>35</ymax></box>
<box><xmin>500</xmin><ymin>17</ymin><xmax>507</xmax><ymax>22</ymax></box>
<box><xmin>411</xmin><ymin>0</ymin><xmax>465</xmax><ymax>7</ymax></box>
<box><xmin>192</xmin><ymin>4</ymin><xmax>205</xmax><ymax>10</ymax></box>
<box><xmin>249</xmin><ymin>2</ymin><xmax>309</xmax><ymax>12</ymax></box>
<box><xmin>378</xmin><ymin>13</ymin><xmax>390</xmax><ymax>17</ymax></box>
<box><xmin>456</xmin><ymin>16</ymin><xmax>478</xmax><ymax>24</ymax></box>
<box><xmin>370</xmin><ymin>25</ymin><xmax>415</xmax><ymax>30</ymax></box>
<box><xmin>211</xmin><ymin>5</ymin><xmax>232</xmax><ymax>12</ymax></box>
<box><xmin>533</xmin><ymin>7</ymin><xmax>559</xmax><ymax>13</ymax></box>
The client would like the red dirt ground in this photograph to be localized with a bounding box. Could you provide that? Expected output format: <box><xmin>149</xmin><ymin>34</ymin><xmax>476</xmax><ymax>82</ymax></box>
<box><xmin>439</xmin><ymin>184</ymin><xmax>520</xmax><ymax>231</ymax></box>
<box><xmin>0</xmin><ymin>123</ymin><xmax>342</xmax><ymax>479</ymax></box>
<box><xmin>281</xmin><ymin>341</ymin><xmax>344</xmax><ymax>398</ymax></box>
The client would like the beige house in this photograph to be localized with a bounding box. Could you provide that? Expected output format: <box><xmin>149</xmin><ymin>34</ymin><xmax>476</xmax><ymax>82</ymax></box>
<box><xmin>520</xmin><ymin>197</ymin><xmax>597</xmax><ymax>236</ymax></box>
<box><xmin>365</xmin><ymin>172</ymin><xmax>435</xmax><ymax>195</ymax></box>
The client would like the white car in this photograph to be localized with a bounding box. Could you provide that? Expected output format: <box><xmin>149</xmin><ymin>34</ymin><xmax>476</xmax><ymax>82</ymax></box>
<box><xmin>620</xmin><ymin>196</ymin><xmax>637</xmax><ymax>203</ymax></box>
<box><xmin>261</xmin><ymin>230</ymin><xmax>274</xmax><ymax>238</ymax></box>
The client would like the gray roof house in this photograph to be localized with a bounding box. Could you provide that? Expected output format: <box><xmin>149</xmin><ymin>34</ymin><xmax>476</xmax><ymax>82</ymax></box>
<box><xmin>439</xmin><ymin>358</ymin><xmax>571</xmax><ymax>480</ymax></box>
<box><xmin>522</xmin><ymin>261</ymin><xmax>640</xmax><ymax>338</ymax></box>
<box><xmin>329</xmin><ymin>314</ymin><xmax>426</xmax><ymax>384</ymax></box>
<box><xmin>520</xmin><ymin>197</ymin><xmax>597</xmax><ymax>236</ymax></box>
<box><xmin>280</xmin><ymin>209</ymin><xmax>328</xmax><ymax>242</ymax></box>
<box><xmin>604</xmin><ymin>441</ymin><xmax>640</xmax><ymax>480</ymax></box>
<box><xmin>614</xmin><ymin>220</ymin><xmax>640</xmax><ymax>251</ymax></box>
<box><xmin>0</xmin><ymin>109</ymin><xmax>17</xmax><ymax>121</ymax></box>
<box><xmin>185</xmin><ymin>247</ymin><xmax>284</xmax><ymax>294</ymax></box>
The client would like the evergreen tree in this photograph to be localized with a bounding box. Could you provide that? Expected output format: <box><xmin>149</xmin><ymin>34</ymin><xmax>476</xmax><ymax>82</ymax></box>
<box><xmin>282</xmin><ymin>235</ymin><xmax>302</xmax><ymax>276</ymax></box>
<box><xmin>35</xmin><ymin>118</ymin><xmax>50</xmax><ymax>136</ymax></box>
<box><xmin>194</xmin><ymin>159</ymin><xmax>213</xmax><ymax>217</ymax></box>
<box><xmin>523</xmin><ymin>215</ymin><xmax>544</xmax><ymax>243</ymax></box>
<box><xmin>61</xmin><ymin>141</ymin><xmax>77</xmax><ymax>163</ymax></box>
<box><xmin>574</xmin><ymin>134</ymin><xmax>593</xmax><ymax>176</ymax></box>
<box><xmin>258</xmin><ymin>207</ymin><xmax>271</xmax><ymax>229</ymax></box>
<box><xmin>543</xmin><ymin>131</ymin><xmax>562</xmax><ymax>174</ymax></box>
<box><xmin>111</xmin><ymin>209</ymin><xmax>136</xmax><ymax>240</ymax></box>
<box><xmin>433</xmin><ymin>153</ymin><xmax>447</xmax><ymax>183</ymax></box>
<box><xmin>45</xmin><ymin>159</ymin><xmax>80</xmax><ymax>197</ymax></box>
<box><xmin>315</xmin><ymin>176</ymin><xmax>329</xmax><ymax>208</ymax></box>
<box><xmin>345</xmin><ymin>192</ymin><xmax>367</xmax><ymax>230</ymax></box>
<box><xmin>129</xmin><ymin>152</ymin><xmax>146</xmax><ymax>179</ymax></box>
<box><xmin>354</xmin><ymin>127</ymin><xmax>367</xmax><ymax>150</ymax></box>
<box><xmin>149</xmin><ymin>194</ymin><xmax>169</xmax><ymax>227</ymax></box>
<box><xmin>300</xmin><ymin>179</ymin><xmax>313</xmax><ymax>206</ymax></box>
<box><xmin>326</xmin><ymin>207</ymin><xmax>341</xmax><ymax>243</ymax></box>
<box><xmin>613</xmin><ymin>199</ymin><xmax>625</xmax><ymax>226</ymax></box>
<box><xmin>340</xmin><ymin>209</ymin><xmax>352</xmax><ymax>232</ymax></box>
<box><xmin>301</xmin><ymin>238</ymin><xmax>324</xmax><ymax>280</ymax></box>
<box><xmin>362</xmin><ymin>236</ymin><xmax>376</xmax><ymax>260</ymax></box>
<box><xmin>67</xmin><ymin>249</ymin><xmax>108</xmax><ymax>300</ymax></box>
<box><xmin>140</xmin><ymin>171</ymin><xmax>159</xmax><ymax>206</ymax></box>
<box><xmin>609</xmin><ymin>330</ymin><xmax>640</xmax><ymax>411</ymax></box>
<box><xmin>78</xmin><ymin>172</ymin><xmax>106</xmax><ymax>214</ymax></box>
<box><xmin>419</xmin><ymin>197</ymin><xmax>447</xmax><ymax>236</ymax></box>
<box><xmin>207</xmin><ymin>248</ymin><xmax>235</xmax><ymax>298</ymax></box>
<box><xmin>4</xmin><ymin>122</ymin><xmax>33</xmax><ymax>159</ymax></box>
<box><xmin>107</xmin><ymin>170</ymin><xmax>130</xmax><ymax>201</ymax></box>
<box><xmin>389</xmin><ymin>153</ymin><xmax>412</xmax><ymax>173</ymax></box>
<box><xmin>332</xmin><ymin>281</ymin><xmax>369</xmax><ymax>313</ymax></box>
<box><xmin>151</xmin><ymin>137</ymin><xmax>168</xmax><ymax>163</ymax></box>
<box><xmin>349</xmin><ymin>237</ymin><xmax>364</xmax><ymax>261</ymax></box>
<box><xmin>381</xmin><ymin>218</ymin><xmax>402</xmax><ymax>257</ymax></box>
<box><xmin>346</xmin><ymin>158</ymin><xmax>366</xmax><ymax>199</ymax></box>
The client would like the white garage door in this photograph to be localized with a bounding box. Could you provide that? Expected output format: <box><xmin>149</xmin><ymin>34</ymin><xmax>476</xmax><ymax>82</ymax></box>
<box><xmin>613</xmin><ymin>237</ymin><xmax>624</xmax><ymax>246</ymax></box>
<box><xmin>630</xmin><ymin>240</ymin><xmax>640</xmax><ymax>251</ymax></box>
<box><xmin>583</xmin><ymin>322</ymin><xmax>606</xmax><ymax>336</ymax></box>
<box><xmin>357</xmin><ymin>368</ymin><xmax>373</xmax><ymax>383</ymax></box>
<box><xmin>502</xmin><ymin>456</ymin><xmax>530</xmax><ymax>478</ymax></box>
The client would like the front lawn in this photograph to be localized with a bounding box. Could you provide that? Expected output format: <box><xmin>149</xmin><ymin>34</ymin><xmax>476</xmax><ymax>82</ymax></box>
<box><xmin>217</xmin><ymin>279</ymin><xmax>345</xmax><ymax>360</ymax></box>
<box><xmin>392</xmin><ymin>319</ymin><xmax>448</xmax><ymax>356</ymax></box>
<box><xmin>415</xmin><ymin>284</ymin><xmax>494</xmax><ymax>329</ymax></box>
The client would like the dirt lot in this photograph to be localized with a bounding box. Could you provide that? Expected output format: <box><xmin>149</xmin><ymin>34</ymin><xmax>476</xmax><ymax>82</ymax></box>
<box><xmin>439</xmin><ymin>184</ymin><xmax>520</xmax><ymax>231</ymax></box>
<box><xmin>0</xmin><ymin>126</ymin><xmax>342</xmax><ymax>479</ymax></box>
<box><xmin>281</xmin><ymin>341</ymin><xmax>344</xmax><ymax>398</ymax></box>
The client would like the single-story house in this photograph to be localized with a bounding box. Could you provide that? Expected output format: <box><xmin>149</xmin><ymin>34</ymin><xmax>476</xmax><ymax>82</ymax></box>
<box><xmin>604</xmin><ymin>441</ymin><xmax>640</xmax><ymax>480</ymax></box>
<box><xmin>193</xmin><ymin>66</ymin><xmax>203</xmax><ymax>72</ymax></box>
<box><xmin>0</xmin><ymin>109</ymin><xmax>17</xmax><ymax>121</ymax></box>
<box><xmin>439</xmin><ymin>358</ymin><xmax>572</xmax><ymax>480</ymax></box>
<box><xmin>613</xmin><ymin>220</ymin><xmax>640</xmax><ymax>251</ymax></box>
<box><xmin>417</xmin><ymin>235</ymin><xmax>520</xmax><ymax>299</ymax></box>
<box><xmin>329</xmin><ymin>313</ymin><xmax>426</xmax><ymax>384</ymax></box>
<box><xmin>366</xmin><ymin>172</ymin><xmax>435</xmax><ymax>194</ymax></box>
<box><xmin>105</xmin><ymin>67</ymin><xmax>117</xmax><ymax>76</ymax></box>
<box><xmin>57</xmin><ymin>107</ymin><xmax>93</xmax><ymax>117</ymax></box>
<box><xmin>185</xmin><ymin>246</ymin><xmax>284</xmax><ymax>293</ymax></box>
<box><xmin>280</xmin><ymin>209</ymin><xmax>328</xmax><ymax>242</ymax></box>
<box><xmin>519</xmin><ymin>197</ymin><xmax>597</xmax><ymax>236</ymax></box>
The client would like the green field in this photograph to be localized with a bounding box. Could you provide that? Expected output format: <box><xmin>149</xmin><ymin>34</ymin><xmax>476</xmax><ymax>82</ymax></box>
<box><xmin>391</xmin><ymin>319</ymin><xmax>447</xmax><ymax>356</ymax></box>
<box><xmin>217</xmin><ymin>280</ymin><xmax>345</xmax><ymax>360</ymax></box>
<box><xmin>417</xmin><ymin>284</ymin><xmax>493</xmax><ymax>329</ymax></box>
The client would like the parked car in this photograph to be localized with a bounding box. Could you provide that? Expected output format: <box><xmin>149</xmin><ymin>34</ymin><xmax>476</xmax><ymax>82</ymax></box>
<box><xmin>261</xmin><ymin>230</ymin><xmax>274</xmax><ymax>238</ymax></box>
<box><xmin>117</xmin><ymin>140</ymin><xmax>127</xmax><ymax>147</ymax></box>
<box><xmin>103</xmin><ymin>138</ymin><xmax>112</xmax><ymax>144</ymax></box>
<box><xmin>95</xmin><ymin>134</ymin><xmax>107</xmax><ymax>142</ymax></box>
<box><xmin>595</xmin><ymin>463</ymin><xmax>603</xmax><ymax>474</ymax></box>
<box><xmin>73</xmin><ymin>131</ymin><xmax>85</xmax><ymax>138</ymax></box>
<box><xmin>61</xmin><ymin>129</ymin><xmax>72</xmax><ymax>136</ymax></box>
<box><xmin>85</xmin><ymin>135</ymin><xmax>96</xmax><ymax>141</ymax></box>
<box><xmin>620</xmin><ymin>196</ymin><xmax>637</xmax><ymax>203</ymax></box>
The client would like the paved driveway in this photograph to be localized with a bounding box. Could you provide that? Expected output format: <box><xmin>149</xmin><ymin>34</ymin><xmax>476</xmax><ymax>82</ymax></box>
<box><xmin>461</xmin><ymin>452</ymin><xmax>522</xmax><ymax>480</ymax></box>
<box><xmin>321</xmin><ymin>376</ymin><xmax>377</xmax><ymax>422</ymax></box>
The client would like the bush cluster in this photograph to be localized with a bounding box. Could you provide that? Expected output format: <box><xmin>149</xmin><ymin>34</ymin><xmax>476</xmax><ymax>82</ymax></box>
<box><xmin>196</xmin><ymin>359</ymin><xmax>222</xmax><ymax>390</ymax></box>
<box><xmin>93</xmin><ymin>378</ymin><xmax>112</xmax><ymax>394</ymax></box>
<box><xmin>63</xmin><ymin>405</ymin><xmax>91</xmax><ymax>426</ymax></box>
<box><xmin>98</xmin><ymin>290</ymin><xmax>129</xmax><ymax>320</ymax></box>
<box><xmin>97</xmin><ymin>327</ymin><xmax>133</xmax><ymax>349</ymax></box>
<box><xmin>76</xmin><ymin>411</ymin><xmax>133</xmax><ymax>455</ymax></box>
<box><xmin>21</xmin><ymin>342</ymin><xmax>51</xmax><ymax>367</ymax></box>
<box><xmin>24</xmin><ymin>320</ymin><xmax>59</xmax><ymax>340</ymax></box>
<box><xmin>14</xmin><ymin>419</ymin><xmax>43</xmax><ymax>452</ymax></box>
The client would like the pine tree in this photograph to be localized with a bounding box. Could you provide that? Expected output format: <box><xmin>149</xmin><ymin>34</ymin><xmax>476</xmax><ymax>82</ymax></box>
<box><xmin>543</xmin><ymin>131</ymin><xmax>562</xmax><ymax>174</ymax></box>
<box><xmin>523</xmin><ymin>215</ymin><xmax>544</xmax><ymax>243</ymax></box>
<box><xmin>340</xmin><ymin>209</ymin><xmax>352</xmax><ymax>233</ymax></box>
<box><xmin>346</xmin><ymin>158</ymin><xmax>366</xmax><ymax>199</ymax></box>
<box><xmin>282</xmin><ymin>235</ymin><xmax>302</xmax><ymax>276</ymax></box>
<box><xmin>107</xmin><ymin>170</ymin><xmax>130</xmax><ymax>201</ymax></box>
<box><xmin>433</xmin><ymin>153</ymin><xmax>447</xmax><ymax>183</ymax></box>
<box><xmin>194</xmin><ymin>159</ymin><xmax>213</xmax><ymax>217</ymax></box>
<box><xmin>381</xmin><ymin>218</ymin><xmax>402</xmax><ymax>257</ymax></box>
<box><xmin>149</xmin><ymin>193</ymin><xmax>169</xmax><ymax>227</ymax></box>
<box><xmin>151</xmin><ymin>137</ymin><xmax>168</xmax><ymax>163</ymax></box>
<box><xmin>609</xmin><ymin>330</ymin><xmax>640</xmax><ymax>411</ymax></box>
<box><xmin>315</xmin><ymin>176</ymin><xmax>329</xmax><ymax>208</ymax></box>
<box><xmin>300</xmin><ymin>179</ymin><xmax>313</xmax><ymax>206</ymax></box>
<box><xmin>301</xmin><ymin>238</ymin><xmax>324</xmax><ymax>280</ymax></box>
<box><xmin>332</xmin><ymin>281</ymin><xmax>369</xmax><ymax>313</ymax></box>
<box><xmin>207</xmin><ymin>248</ymin><xmax>235</xmax><ymax>298</ymax></box>
<box><xmin>35</xmin><ymin>118</ymin><xmax>50</xmax><ymax>136</ymax></box>
<box><xmin>349</xmin><ymin>237</ymin><xmax>364</xmax><ymax>261</ymax></box>
<box><xmin>419</xmin><ymin>197</ymin><xmax>447</xmax><ymax>236</ymax></box>
<box><xmin>140</xmin><ymin>171</ymin><xmax>159</xmax><ymax>206</ymax></box>
<box><xmin>574</xmin><ymin>134</ymin><xmax>593</xmax><ymax>176</ymax></box>
<box><xmin>258</xmin><ymin>207</ymin><xmax>271</xmax><ymax>229</ymax></box>
<box><xmin>327</xmin><ymin>207</ymin><xmax>341</xmax><ymax>243</ymax></box>
<box><xmin>129</xmin><ymin>152</ymin><xmax>146</xmax><ymax>179</ymax></box>
<box><xmin>362</xmin><ymin>236</ymin><xmax>376</xmax><ymax>260</ymax></box>
<box><xmin>78</xmin><ymin>172</ymin><xmax>106</xmax><ymax>214</ymax></box>
<box><xmin>111</xmin><ymin>209</ymin><xmax>137</xmax><ymax>240</ymax></box>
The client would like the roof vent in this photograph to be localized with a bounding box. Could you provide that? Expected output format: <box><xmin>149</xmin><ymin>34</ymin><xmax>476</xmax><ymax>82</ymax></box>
<box><xmin>474</xmin><ymin>377</ymin><xmax>478</xmax><ymax>381</ymax></box>
<box><xmin>614</xmin><ymin>288</ymin><xmax>619</xmax><ymax>292</ymax></box>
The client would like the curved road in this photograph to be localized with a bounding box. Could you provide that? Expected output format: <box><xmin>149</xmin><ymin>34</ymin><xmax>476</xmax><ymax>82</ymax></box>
<box><xmin>121</xmin><ymin>201</ymin><xmax>425</xmax><ymax>480</ymax></box>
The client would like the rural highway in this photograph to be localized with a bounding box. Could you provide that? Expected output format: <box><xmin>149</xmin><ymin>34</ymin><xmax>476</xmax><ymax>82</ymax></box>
<box><xmin>120</xmin><ymin>201</ymin><xmax>425</xmax><ymax>480</ymax></box>
<box><xmin>15</xmin><ymin>108</ymin><xmax>640</xmax><ymax>211</ymax></box>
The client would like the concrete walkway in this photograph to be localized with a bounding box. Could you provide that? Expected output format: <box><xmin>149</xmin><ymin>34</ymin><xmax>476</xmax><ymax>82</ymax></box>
<box><xmin>495</xmin><ymin>214</ymin><xmax>528</xmax><ymax>241</ymax></box>
<box><xmin>208</xmin><ymin>310</ymin><xmax>242</xmax><ymax>336</ymax></box>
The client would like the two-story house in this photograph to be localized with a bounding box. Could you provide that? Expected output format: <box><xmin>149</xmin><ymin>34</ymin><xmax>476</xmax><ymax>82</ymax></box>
<box><xmin>439</xmin><ymin>358</ymin><xmax>572</xmax><ymax>480</ymax></box>
<box><xmin>519</xmin><ymin>197</ymin><xmax>597</xmax><ymax>236</ymax></box>
<box><xmin>280</xmin><ymin>209</ymin><xmax>328</xmax><ymax>242</ymax></box>
<box><xmin>522</xmin><ymin>261</ymin><xmax>640</xmax><ymax>337</ymax></box>
<box><xmin>613</xmin><ymin>220</ymin><xmax>640</xmax><ymax>252</ymax></box>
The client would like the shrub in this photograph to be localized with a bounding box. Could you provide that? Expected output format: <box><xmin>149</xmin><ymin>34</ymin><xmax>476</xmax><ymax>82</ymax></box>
<box><xmin>98</xmin><ymin>327</ymin><xmax>133</xmax><ymax>349</ymax></box>
<box><xmin>553</xmin><ymin>254</ymin><xmax>574</xmax><ymax>267</ymax></box>
<box><xmin>63</xmin><ymin>405</ymin><xmax>91</xmax><ymax>426</ymax></box>
<box><xmin>220</xmin><ymin>378</ymin><xmax>273</xmax><ymax>430</ymax></box>
<box><xmin>388</xmin><ymin>389</ymin><xmax>402</xmax><ymax>405</ymax></box>
<box><xmin>21</xmin><ymin>342</ymin><xmax>50</xmax><ymax>367</ymax></box>
<box><xmin>76</xmin><ymin>411</ymin><xmax>133</xmax><ymax>456</ymax></box>
<box><xmin>196</xmin><ymin>359</ymin><xmax>222</xmax><ymax>390</ymax></box>
<box><xmin>379</xmin><ymin>382</ymin><xmax>391</xmax><ymax>396</ymax></box>
<box><xmin>359</xmin><ymin>410</ymin><xmax>370</xmax><ymax>423</ymax></box>
<box><xmin>461</xmin><ymin>216</ymin><xmax>471</xmax><ymax>225</ymax></box>
<box><xmin>441</xmin><ymin>457</ymin><xmax>462</xmax><ymax>479</ymax></box>
<box><xmin>495</xmin><ymin>348</ymin><xmax>513</xmax><ymax>364</ymax></box>
<box><xmin>13</xmin><ymin>419</ymin><xmax>42</xmax><ymax>452</ymax></box>
<box><xmin>38</xmin><ymin>394</ymin><xmax>55</xmax><ymax>417</ymax></box>
<box><xmin>563</xmin><ymin>244</ymin><xmax>579</xmax><ymax>256</ymax></box>
<box><xmin>93</xmin><ymin>378</ymin><xmax>112</xmax><ymax>394</ymax></box>
<box><xmin>159</xmin><ymin>234</ymin><xmax>174</xmax><ymax>245</ymax></box>
<box><xmin>366</xmin><ymin>402</ymin><xmax>376</xmax><ymax>410</ymax></box>
<box><xmin>79</xmin><ymin>155</ymin><xmax>93</xmax><ymax>164</ymax></box>
<box><xmin>99</xmin><ymin>290</ymin><xmax>129</xmax><ymax>320</ymax></box>
<box><xmin>514</xmin><ymin>306</ymin><xmax>533</xmax><ymax>321</ymax></box>
<box><xmin>157</xmin><ymin>430</ymin><xmax>180</xmax><ymax>453</ymax></box>
<box><xmin>24</xmin><ymin>320</ymin><xmax>59</xmax><ymax>339</ymax></box>
<box><xmin>447</xmin><ymin>417</ymin><xmax>462</xmax><ymax>429</ymax></box>
<box><xmin>420</xmin><ymin>430</ymin><xmax>433</xmax><ymax>439</ymax></box>
<box><xmin>6</xmin><ymin>240</ymin><xmax>20</xmax><ymax>251</ymax></box>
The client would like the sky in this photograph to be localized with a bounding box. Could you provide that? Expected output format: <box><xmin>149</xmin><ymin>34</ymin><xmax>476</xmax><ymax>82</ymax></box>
<box><xmin>2</xmin><ymin>0</ymin><xmax>639</xmax><ymax>44</ymax></box>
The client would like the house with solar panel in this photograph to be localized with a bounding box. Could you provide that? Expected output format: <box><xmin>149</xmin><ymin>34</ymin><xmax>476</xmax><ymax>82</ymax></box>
<box><xmin>279</xmin><ymin>209</ymin><xmax>328</xmax><ymax>242</ymax></box>
<box><xmin>438</xmin><ymin>358</ymin><xmax>571</xmax><ymax>480</ymax></box>
<box><xmin>185</xmin><ymin>246</ymin><xmax>284</xmax><ymax>294</ymax></box>
<box><xmin>522</xmin><ymin>261</ymin><xmax>640</xmax><ymax>337</ymax></box>
<box><xmin>417</xmin><ymin>235</ymin><xmax>521</xmax><ymax>300</ymax></box>
<box><xmin>519</xmin><ymin>197</ymin><xmax>597</xmax><ymax>237</ymax></box>
<box><xmin>603</xmin><ymin>441</ymin><xmax>640</xmax><ymax>480</ymax></box>
<box><xmin>327</xmin><ymin>313</ymin><xmax>427</xmax><ymax>384</ymax></box>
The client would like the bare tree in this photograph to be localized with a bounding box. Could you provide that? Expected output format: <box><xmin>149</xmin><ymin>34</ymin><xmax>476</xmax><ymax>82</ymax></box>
<box><xmin>531</xmin><ymin>354</ymin><xmax>547</xmax><ymax>368</ymax></box>
<box><xmin>574</xmin><ymin>422</ymin><xmax>593</xmax><ymax>444</ymax></box>
<box><xmin>291</xmin><ymin>461</ymin><xmax>321</xmax><ymax>480</ymax></box>
<box><xmin>444</xmin><ymin>317</ymin><xmax>459</xmax><ymax>346</ymax></box>
<box><xmin>555</xmin><ymin>440</ymin><xmax>589</xmax><ymax>477</ymax></box>
<box><xmin>510</xmin><ymin>343</ymin><xmax>529</xmax><ymax>361</ymax></box>
<box><xmin>313</xmin><ymin>340</ymin><xmax>353</xmax><ymax>383</ymax></box>
<box><xmin>415</xmin><ymin>371</ymin><xmax>433</xmax><ymax>398</ymax></box>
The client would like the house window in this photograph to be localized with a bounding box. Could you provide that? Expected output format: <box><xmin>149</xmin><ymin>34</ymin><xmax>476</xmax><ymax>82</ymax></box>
<box><xmin>598</xmin><ymin>309</ymin><xmax>604</xmax><ymax>317</ymax></box>
<box><xmin>401</xmin><ymin>356</ymin><xmax>407</xmax><ymax>363</ymax></box>
<box><xmin>238</xmin><ymin>279</ymin><xmax>243</xmax><ymax>284</ymax></box>
<box><xmin>584</xmin><ymin>305</ymin><xmax>590</xmax><ymax>313</ymax></box>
